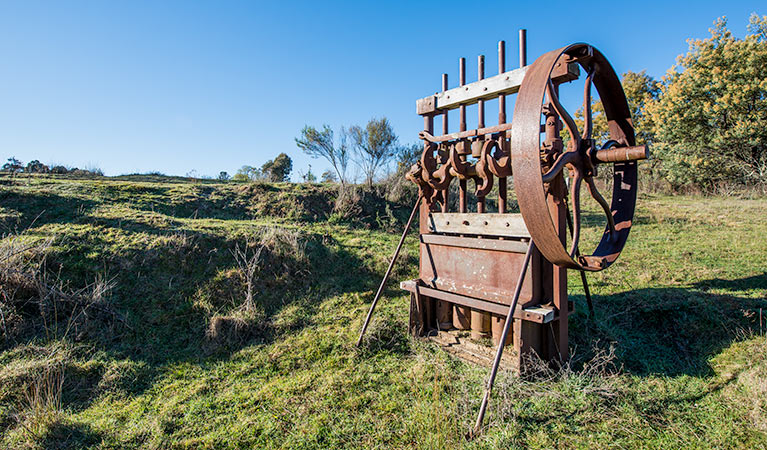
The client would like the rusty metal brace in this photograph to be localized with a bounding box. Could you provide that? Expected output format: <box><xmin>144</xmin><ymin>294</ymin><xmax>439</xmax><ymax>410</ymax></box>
<box><xmin>356</xmin><ymin>193</ymin><xmax>423</xmax><ymax>347</ymax></box>
<box><xmin>470</xmin><ymin>240</ymin><xmax>536</xmax><ymax>438</ymax></box>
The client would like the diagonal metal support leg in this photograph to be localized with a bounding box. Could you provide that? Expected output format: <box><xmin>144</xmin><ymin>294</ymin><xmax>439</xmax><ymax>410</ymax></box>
<box><xmin>471</xmin><ymin>241</ymin><xmax>536</xmax><ymax>437</ymax></box>
<box><xmin>356</xmin><ymin>193</ymin><xmax>423</xmax><ymax>347</ymax></box>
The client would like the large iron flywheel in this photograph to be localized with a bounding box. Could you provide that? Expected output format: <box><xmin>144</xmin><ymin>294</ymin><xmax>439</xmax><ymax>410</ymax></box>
<box><xmin>511</xmin><ymin>43</ymin><xmax>644</xmax><ymax>271</ymax></box>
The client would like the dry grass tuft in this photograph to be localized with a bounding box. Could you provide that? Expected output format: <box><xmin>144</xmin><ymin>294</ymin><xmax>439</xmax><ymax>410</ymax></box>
<box><xmin>14</xmin><ymin>362</ymin><xmax>65</xmax><ymax>441</ymax></box>
<box><xmin>356</xmin><ymin>316</ymin><xmax>409</xmax><ymax>354</ymax></box>
<box><xmin>206</xmin><ymin>309</ymin><xmax>266</xmax><ymax>347</ymax></box>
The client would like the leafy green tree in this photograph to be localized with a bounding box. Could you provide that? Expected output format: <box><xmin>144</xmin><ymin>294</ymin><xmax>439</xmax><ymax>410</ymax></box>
<box><xmin>349</xmin><ymin>117</ymin><xmax>398</xmax><ymax>186</ymax></box>
<box><xmin>25</xmin><ymin>160</ymin><xmax>49</xmax><ymax>173</ymax></box>
<box><xmin>320</xmin><ymin>169</ymin><xmax>337</xmax><ymax>183</ymax></box>
<box><xmin>2</xmin><ymin>157</ymin><xmax>23</xmax><ymax>173</ymax></box>
<box><xmin>234</xmin><ymin>165</ymin><xmax>261</xmax><ymax>181</ymax></box>
<box><xmin>295</xmin><ymin>125</ymin><xmax>349</xmax><ymax>185</ymax></box>
<box><xmin>261</xmin><ymin>153</ymin><xmax>293</xmax><ymax>182</ymax></box>
<box><xmin>647</xmin><ymin>15</ymin><xmax>767</xmax><ymax>188</ymax></box>
<box><xmin>217</xmin><ymin>171</ymin><xmax>230</xmax><ymax>181</ymax></box>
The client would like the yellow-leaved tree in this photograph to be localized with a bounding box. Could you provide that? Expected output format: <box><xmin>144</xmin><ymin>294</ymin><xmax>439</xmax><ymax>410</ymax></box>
<box><xmin>647</xmin><ymin>14</ymin><xmax>767</xmax><ymax>190</ymax></box>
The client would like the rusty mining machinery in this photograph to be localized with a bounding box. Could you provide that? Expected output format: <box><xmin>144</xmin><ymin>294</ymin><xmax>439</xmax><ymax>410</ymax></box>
<box><xmin>356</xmin><ymin>30</ymin><xmax>648</xmax><ymax>434</ymax></box>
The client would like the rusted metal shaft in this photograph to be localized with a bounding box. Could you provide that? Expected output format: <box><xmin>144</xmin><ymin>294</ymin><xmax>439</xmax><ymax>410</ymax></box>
<box><xmin>442</xmin><ymin>73</ymin><xmax>450</xmax><ymax>213</ymax></box>
<box><xmin>472</xmin><ymin>241</ymin><xmax>536</xmax><ymax>436</ymax></box>
<box><xmin>594</xmin><ymin>145</ymin><xmax>648</xmax><ymax>163</ymax></box>
<box><xmin>356</xmin><ymin>194</ymin><xmax>423</xmax><ymax>347</ymax></box>
<box><xmin>419</xmin><ymin>123</ymin><xmax>512</xmax><ymax>143</ymax></box>
<box><xmin>519</xmin><ymin>29</ymin><xmax>527</xmax><ymax>67</ymax></box>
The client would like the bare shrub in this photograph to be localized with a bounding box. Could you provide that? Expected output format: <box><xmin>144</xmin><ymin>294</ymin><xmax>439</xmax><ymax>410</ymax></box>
<box><xmin>332</xmin><ymin>184</ymin><xmax>363</xmax><ymax>221</ymax></box>
<box><xmin>210</xmin><ymin>226</ymin><xmax>309</xmax><ymax>345</ymax></box>
<box><xmin>228</xmin><ymin>226</ymin><xmax>308</xmax><ymax>312</ymax></box>
<box><xmin>259</xmin><ymin>227</ymin><xmax>307</xmax><ymax>261</ymax></box>
<box><xmin>0</xmin><ymin>227</ymin><xmax>122</xmax><ymax>346</ymax></box>
<box><xmin>35</xmin><ymin>273</ymin><xmax>120</xmax><ymax>341</ymax></box>
<box><xmin>0</xmin><ymin>231</ymin><xmax>54</xmax><ymax>342</ymax></box>
<box><xmin>230</xmin><ymin>238</ymin><xmax>265</xmax><ymax>312</ymax></box>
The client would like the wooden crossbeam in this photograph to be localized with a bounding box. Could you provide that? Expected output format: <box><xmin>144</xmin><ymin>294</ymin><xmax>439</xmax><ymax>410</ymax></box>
<box><xmin>400</xmin><ymin>280</ymin><xmax>558</xmax><ymax>324</ymax></box>
<box><xmin>420</xmin><ymin>234</ymin><xmax>529</xmax><ymax>254</ymax></box>
<box><xmin>426</xmin><ymin>212</ymin><xmax>530</xmax><ymax>238</ymax></box>
<box><xmin>417</xmin><ymin>62</ymin><xmax>580</xmax><ymax>115</ymax></box>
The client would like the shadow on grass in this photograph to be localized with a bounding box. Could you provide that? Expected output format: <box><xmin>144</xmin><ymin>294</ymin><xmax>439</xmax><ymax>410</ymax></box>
<box><xmin>570</xmin><ymin>272</ymin><xmax>767</xmax><ymax>377</ymax></box>
<box><xmin>40</xmin><ymin>421</ymin><xmax>102</xmax><ymax>450</ymax></box>
<box><xmin>0</xmin><ymin>189</ymin><xmax>99</xmax><ymax>230</ymax></box>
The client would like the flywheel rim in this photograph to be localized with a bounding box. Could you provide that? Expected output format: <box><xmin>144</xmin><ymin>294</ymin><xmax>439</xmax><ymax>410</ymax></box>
<box><xmin>510</xmin><ymin>43</ymin><xmax>638</xmax><ymax>272</ymax></box>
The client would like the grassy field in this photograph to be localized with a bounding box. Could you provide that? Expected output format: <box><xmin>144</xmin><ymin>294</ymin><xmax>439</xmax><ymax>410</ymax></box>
<box><xmin>1</xmin><ymin>173</ymin><xmax>766</xmax><ymax>449</ymax></box>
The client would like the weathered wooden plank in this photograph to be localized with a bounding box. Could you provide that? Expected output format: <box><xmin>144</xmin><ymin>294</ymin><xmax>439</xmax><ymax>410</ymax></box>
<box><xmin>420</xmin><ymin>233</ymin><xmax>529</xmax><ymax>254</ymax></box>
<box><xmin>427</xmin><ymin>213</ymin><xmax>530</xmax><ymax>238</ymax></box>
<box><xmin>400</xmin><ymin>280</ymin><xmax>555</xmax><ymax>324</ymax></box>
<box><xmin>416</xmin><ymin>62</ymin><xmax>579</xmax><ymax>115</ymax></box>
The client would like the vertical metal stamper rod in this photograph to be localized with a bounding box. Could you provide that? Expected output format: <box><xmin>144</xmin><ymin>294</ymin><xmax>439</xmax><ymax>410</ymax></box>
<box><xmin>519</xmin><ymin>29</ymin><xmax>527</xmax><ymax>67</ymax></box>
<box><xmin>498</xmin><ymin>41</ymin><xmax>506</xmax><ymax>124</ymax></box>
<box><xmin>459</xmin><ymin>57</ymin><xmax>467</xmax><ymax>213</ymax></box>
<box><xmin>477</xmin><ymin>55</ymin><xmax>485</xmax><ymax>129</ymax></box>
<box><xmin>472</xmin><ymin>241</ymin><xmax>536</xmax><ymax>436</ymax></box>
<box><xmin>356</xmin><ymin>193</ymin><xmax>424</xmax><ymax>347</ymax></box>
<box><xmin>476</xmin><ymin>54</ymin><xmax>485</xmax><ymax>214</ymax></box>
<box><xmin>497</xmin><ymin>40</ymin><xmax>507</xmax><ymax>214</ymax></box>
<box><xmin>441</xmin><ymin>73</ymin><xmax>449</xmax><ymax>213</ymax></box>
<box><xmin>438</xmin><ymin>73</ymin><xmax>452</xmax><ymax>328</ymax></box>
<box><xmin>454</xmin><ymin>57</ymin><xmax>470</xmax><ymax>330</ymax></box>
<box><xmin>473</xmin><ymin>54</ymin><xmax>489</xmax><ymax>339</ymax></box>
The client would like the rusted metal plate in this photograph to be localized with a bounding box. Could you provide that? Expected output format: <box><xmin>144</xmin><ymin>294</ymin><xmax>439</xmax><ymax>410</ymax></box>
<box><xmin>419</xmin><ymin>240</ymin><xmax>536</xmax><ymax>305</ymax></box>
<box><xmin>427</xmin><ymin>213</ymin><xmax>529</xmax><ymax>237</ymax></box>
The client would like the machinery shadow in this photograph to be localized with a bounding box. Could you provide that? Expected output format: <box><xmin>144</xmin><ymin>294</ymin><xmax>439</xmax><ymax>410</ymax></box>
<box><xmin>569</xmin><ymin>272</ymin><xmax>767</xmax><ymax>377</ymax></box>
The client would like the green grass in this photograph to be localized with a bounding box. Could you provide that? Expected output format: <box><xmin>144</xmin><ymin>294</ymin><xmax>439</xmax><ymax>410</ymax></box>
<box><xmin>1</xmin><ymin>173</ymin><xmax>766</xmax><ymax>449</ymax></box>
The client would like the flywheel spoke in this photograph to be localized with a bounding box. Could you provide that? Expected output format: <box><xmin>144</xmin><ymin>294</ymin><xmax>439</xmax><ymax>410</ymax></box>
<box><xmin>584</xmin><ymin>175</ymin><xmax>616</xmax><ymax>237</ymax></box>
<box><xmin>541</xmin><ymin>150</ymin><xmax>578</xmax><ymax>183</ymax></box>
<box><xmin>582</xmin><ymin>68</ymin><xmax>595</xmax><ymax>141</ymax></box>
<box><xmin>568</xmin><ymin>171</ymin><xmax>583</xmax><ymax>258</ymax></box>
<box><xmin>546</xmin><ymin>80</ymin><xmax>580</xmax><ymax>146</ymax></box>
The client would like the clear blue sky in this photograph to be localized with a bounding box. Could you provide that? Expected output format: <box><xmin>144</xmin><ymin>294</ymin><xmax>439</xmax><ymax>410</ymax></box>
<box><xmin>0</xmin><ymin>1</ymin><xmax>761</xmax><ymax>179</ymax></box>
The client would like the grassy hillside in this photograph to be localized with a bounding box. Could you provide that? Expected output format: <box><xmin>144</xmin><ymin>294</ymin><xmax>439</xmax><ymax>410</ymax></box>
<box><xmin>1</xmin><ymin>173</ymin><xmax>766</xmax><ymax>449</ymax></box>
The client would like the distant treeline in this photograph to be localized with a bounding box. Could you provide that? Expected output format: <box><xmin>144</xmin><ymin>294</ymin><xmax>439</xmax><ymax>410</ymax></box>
<box><xmin>0</xmin><ymin>157</ymin><xmax>103</xmax><ymax>177</ymax></box>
